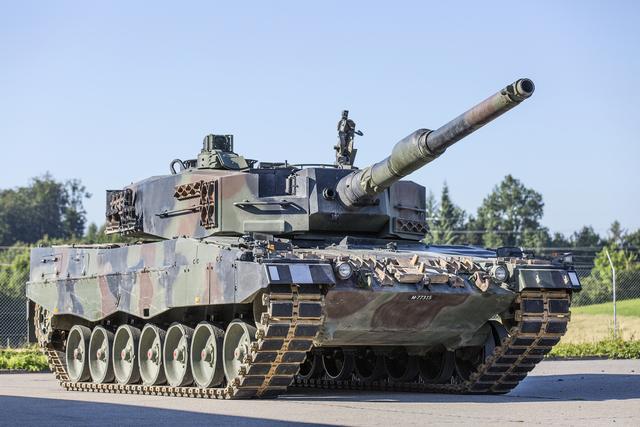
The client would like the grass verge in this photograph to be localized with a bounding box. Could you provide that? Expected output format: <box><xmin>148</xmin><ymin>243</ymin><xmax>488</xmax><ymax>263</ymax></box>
<box><xmin>562</xmin><ymin>313</ymin><xmax>639</xmax><ymax>343</ymax></box>
<box><xmin>572</xmin><ymin>298</ymin><xmax>640</xmax><ymax>317</ymax></box>
<box><xmin>1</xmin><ymin>337</ymin><xmax>638</xmax><ymax>374</ymax></box>
<box><xmin>548</xmin><ymin>338</ymin><xmax>640</xmax><ymax>359</ymax></box>
<box><xmin>0</xmin><ymin>347</ymin><xmax>49</xmax><ymax>372</ymax></box>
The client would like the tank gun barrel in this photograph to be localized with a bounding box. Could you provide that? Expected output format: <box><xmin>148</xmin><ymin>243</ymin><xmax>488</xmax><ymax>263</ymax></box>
<box><xmin>336</xmin><ymin>78</ymin><xmax>535</xmax><ymax>208</ymax></box>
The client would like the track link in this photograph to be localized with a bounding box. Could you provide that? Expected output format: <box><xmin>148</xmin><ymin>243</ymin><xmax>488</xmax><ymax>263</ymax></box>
<box><xmin>37</xmin><ymin>284</ymin><xmax>324</xmax><ymax>399</ymax></box>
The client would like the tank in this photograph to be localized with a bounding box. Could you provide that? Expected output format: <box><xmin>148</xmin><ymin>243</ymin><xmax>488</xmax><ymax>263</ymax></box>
<box><xmin>27</xmin><ymin>78</ymin><xmax>581</xmax><ymax>399</ymax></box>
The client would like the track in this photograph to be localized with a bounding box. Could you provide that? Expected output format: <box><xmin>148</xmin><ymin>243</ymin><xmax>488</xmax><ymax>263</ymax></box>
<box><xmin>294</xmin><ymin>289</ymin><xmax>571</xmax><ymax>394</ymax></box>
<box><xmin>38</xmin><ymin>284</ymin><xmax>325</xmax><ymax>399</ymax></box>
<box><xmin>37</xmin><ymin>288</ymin><xmax>570</xmax><ymax>398</ymax></box>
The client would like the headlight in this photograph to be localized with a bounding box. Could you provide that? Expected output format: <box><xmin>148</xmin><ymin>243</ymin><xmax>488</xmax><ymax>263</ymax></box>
<box><xmin>335</xmin><ymin>262</ymin><xmax>353</xmax><ymax>280</ymax></box>
<box><xmin>491</xmin><ymin>265</ymin><xmax>509</xmax><ymax>282</ymax></box>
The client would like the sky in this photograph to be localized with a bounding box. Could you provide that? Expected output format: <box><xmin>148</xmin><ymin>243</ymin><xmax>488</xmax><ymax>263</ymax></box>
<box><xmin>0</xmin><ymin>1</ymin><xmax>638</xmax><ymax>237</ymax></box>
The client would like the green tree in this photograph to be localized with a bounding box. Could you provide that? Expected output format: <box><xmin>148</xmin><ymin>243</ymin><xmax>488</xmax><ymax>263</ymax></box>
<box><xmin>607</xmin><ymin>220</ymin><xmax>626</xmax><ymax>246</ymax></box>
<box><xmin>84</xmin><ymin>222</ymin><xmax>128</xmax><ymax>244</ymax></box>
<box><xmin>591</xmin><ymin>245</ymin><xmax>638</xmax><ymax>283</ymax></box>
<box><xmin>474</xmin><ymin>175</ymin><xmax>547</xmax><ymax>248</ymax></box>
<box><xmin>574</xmin><ymin>245</ymin><xmax>640</xmax><ymax>305</ymax></box>
<box><xmin>425</xmin><ymin>183</ymin><xmax>466</xmax><ymax>245</ymax></box>
<box><xmin>522</xmin><ymin>228</ymin><xmax>552</xmax><ymax>248</ymax></box>
<box><xmin>570</xmin><ymin>226</ymin><xmax>602</xmax><ymax>248</ymax></box>
<box><xmin>463</xmin><ymin>215</ymin><xmax>483</xmax><ymax>246</ymax></box>
<box><xmin>0</xmin><ymin>244</ymin><xmax>30</xmax><ymax>299</ymax></box>
<box><xmin>0</xmin><ymin>175</ymin><xmax>90</xmax><ymax>245</ymax></box>
<box><xmin>625</xmin><ymin>228</ymin><xmax>640</xmax><ymax>249</ymax></box>
<box><xmin>550</xmin><ymin>232</ymin><xmax>571</xmax><ymax>248</ymax></box>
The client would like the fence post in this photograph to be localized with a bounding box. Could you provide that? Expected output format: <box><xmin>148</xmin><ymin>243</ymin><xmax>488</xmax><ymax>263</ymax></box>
<box><xmin>604</xmin><ymin>248</ymin><xmax>617</xmax><ymax>339</ymax></box>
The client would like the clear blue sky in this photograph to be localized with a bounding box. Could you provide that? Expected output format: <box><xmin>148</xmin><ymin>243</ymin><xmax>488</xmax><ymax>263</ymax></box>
<box><xmin>1</xmin><ymin>1</ymin><xmax>638</xmax><ymax>237</ymax></box>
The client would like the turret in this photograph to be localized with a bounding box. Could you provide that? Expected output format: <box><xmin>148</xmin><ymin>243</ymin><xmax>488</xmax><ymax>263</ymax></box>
<box><xmin>336</xmin><ymin>79</ymin><xmax>535</xmax><ymax>208</ymax></box>
<box><xmin>104</xmin><ymin>79</ymin><xmax>535</xmax><ymax>241</ymax></box>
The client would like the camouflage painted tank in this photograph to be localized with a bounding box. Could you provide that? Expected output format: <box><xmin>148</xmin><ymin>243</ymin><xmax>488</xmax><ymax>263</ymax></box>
<box><xmin>27</xmin><ymin>78</ymin><xmax>581</xmax><ymax>399</ymax></box>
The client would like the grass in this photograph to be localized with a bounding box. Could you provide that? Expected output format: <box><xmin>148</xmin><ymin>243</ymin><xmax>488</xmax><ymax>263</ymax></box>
<box><xmin>549</xmin><ymin>338</ymin><xmax>640</xmax><ymax>359</ymax></box>
<box><xmin>572</xmin><ymin>298</ymin><xmax>640</xmax><ymax>317</ymax></box>
<box><xmin>562</xmin><ymin>314</ymin><xmax>640</xmax><ymax>343</ymax></box>
<box><xmin>1</xmin><ymin>336</ymin><xmax>637</xmax><ymax>373</ymax></box>
<box><xmin>562</xmin><ymin>298</ymin><xmax>640</xmax><ymax>344</ymax></box>
<box><xmin>0</xmin><ymin>347</ymin><xmax>49</xmax><ymax>372</ymax></box>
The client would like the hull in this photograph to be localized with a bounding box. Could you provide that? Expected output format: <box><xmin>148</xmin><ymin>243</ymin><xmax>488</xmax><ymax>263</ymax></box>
<box><xmin>27</xmin><ymin>238</ymin><xmax>514</xmax><ymax>348</ymax></box>
<box><xmin>28</xmin><ymin>237</ymin><xmax>579</xmax><ymax>398</ymax></box>
<box><xmin>322</xmin><ymin>287</ymin><xmax>513</xmax><ymax>347</ymax></box>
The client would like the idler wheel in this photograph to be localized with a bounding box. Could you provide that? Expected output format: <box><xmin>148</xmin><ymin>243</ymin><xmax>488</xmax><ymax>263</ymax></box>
<box><xmin>65</xmin><ymin>325</ymin><xmax>92</xmax><ymax>383</ymax></box>
<box><xmin>113</xmin><ymin>325</ymin><xmax>141</xmax><ymax>384</ymax></box>
<box><xmin>223</xmin><ymin>320</ymin><xmax>257</xmax><ymax>384</ymax></box>
<box><xmin>190</xmin><ymin>322</ymin><xmax>225</xmax><ymax>388</ymax></box>
<box><xmin>383</xmin><ymin>347</ymin><xmax>418</xmax><ymax>382</ymax></box>
<box><xmin>321</xmin><ymin>348</ymin><xmax>355</xmax><ymax>381</ymax></box>
<box><xmin>489</xmin><ymin>320</ymin><xmax>509</xmax><ymax>346</ymax></box>
<box><xmin>354</xmin><ymin>347</ymin><xmax>386</xmax><ymax>382</ymax></box>
<box><xmin>454</xmin><ymin>325</ymin><xmax>496</xmax><ymax>381</ymax></box>
<box><xmin>298</xmin><ymin>351</ymin><xmax>323</xmax><ymax>380</ymax></box>
<box><xmin>418</xmin><ymin>349</ymin><xmax>455</xmax><ymax>384</ymax></box>
<box><xmin>163</xmin><ymin>323</ymin><xmax>195</xmax><ymax>387</ymax></box>
<box><xmin>88</xmin><ymin>326</ymin><xmax>115</xmax><ymax>384</ymax></box>
<box><xmin>138</xmin><ymin>324</ymin><xmax>166</xmax><ymax>385</ymax></box>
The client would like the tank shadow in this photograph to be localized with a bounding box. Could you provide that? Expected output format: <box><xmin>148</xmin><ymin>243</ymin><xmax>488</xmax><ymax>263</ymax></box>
<box><xmin>0</xmin><ymin>395</ymin><xmax>329</xmax><ymax>427</ymax></box>
<box><xmin>283</xmin><ymin>373</ymin><xmax>640</xmax><ymax>403</ymax></box>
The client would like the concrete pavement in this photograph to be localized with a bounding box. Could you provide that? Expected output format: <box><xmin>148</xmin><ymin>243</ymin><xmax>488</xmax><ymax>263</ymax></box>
<box><xmin>0</xmin><ymin>359</ymin><xmax>638</xmax><ymax>426</ymax></box>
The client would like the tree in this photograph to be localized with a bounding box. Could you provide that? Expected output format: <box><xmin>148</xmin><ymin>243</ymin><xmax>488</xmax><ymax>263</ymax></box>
<box><xmin>84</xmin><ymin>222</ymin><xmax>128</xmax><ymax>244</ymax></box>
<box><xmin>522</xmin><ymin>228</ymin><xmax>552</xmax><ymax>248</ymax></box>
<box><xmin>425</xmin><ymin>183</ymin><xmax>466</xmax><ymax>245</ymax></box>
<box><xmin>607</xmin><ymin>220</ymin><xmax>627</xmax><ymax>246</ymax></box>
<box><xmin>550</xmin><ymin>232</ymin><xmax>571</xmax><ymax>248</ymax></box>
<box><xmin>463</xmin><ymin>215</ymin><xmax>483</xmax><ymax>246</ymax></box>
<box><xmin>570</xmin><ymin>226</ymin><xmax>602</xmax><ymax>248</ymax></box>
<box><xmin>574</xmin><ymin>245</ymin><xmax>640</xmax><ymax>305</ymax></box>
<box><xmin>474</xmin><ymin>175</ymin><xmax>547</xmax><ymax>248</ymax></box>
<box><xmin>625</xmin><ymin>229</ymin><xmax>640</xmax><ymax>250</ymax></box>
<box><xmin>592</xmin><ymin>245</ymin><xmax>638</xmax><ymax>282</ymax></box>
<box><xmin>62</xmin><ymin>179</ymin><xmax>89</xmax><ymax>239</ymax></box>
<box><xmin>0</xmin><ymin>244</ymin><xmax>30</xmax><ymax>299</ymax></box>
<box><xmin>0</xmin><ymin>174</ymin><xmax>90</xmax><ymax>246</ymax></box>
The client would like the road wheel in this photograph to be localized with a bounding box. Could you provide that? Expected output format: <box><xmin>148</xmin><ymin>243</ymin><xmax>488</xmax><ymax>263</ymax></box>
<box><xmin>163</xmin><ymin>323</ymin><xmax>195</xmax><ymax>387</ymax></box>
<box><xmin>65</xmin><ymin>325</ymin><xmax>92</xmax><ymax>382</ymax></box>
<box><xmin>138</xmin><ymin>324</ymin><xmax>166</xmax><ymax>385</ymax></box>
<box><xmin>418</xmin><ymin>349</ymin><xmax>454</xmax><ymax>384</ymax></box>
<box><xmin>384</xmin><ymin>347</ymin><xmax>418</xmax><ymax>382</ymax></box>
<box><xmin>354</xmin><ymin>347</ymin><xmax>386</xmax><ymax>382</ymax></box>
<box><xmin>191</xmin><ymin>322</ymin><xmax>225</xmax><ymax>388</ymax></box>
<box><xmin>298</xmin><ymin>351</ymin><xmax>323</xmax><ymax>380</ymax></box>
<box><xmin>113</xmin><ymin>325</ymin><xmax>141</xmax><ymax>384</ymax></box>
<box><xmin>454</xmin><ymin>325</ymin><xmax>496</xmax><ymax>381</ymax></box>
<box><xmin>321</xmin><ymin>348</ymin><xmax>355</xmax><ymax>381</ymax></box>
<box><xmin>223</xmin><ymin>320</ymin><xmax>257</xmax><ymax>384</ymax></box>
<box><xmin>88</xmin><ymin>326</ymin><xmax>115</xmax><ymax>383</ymax></box>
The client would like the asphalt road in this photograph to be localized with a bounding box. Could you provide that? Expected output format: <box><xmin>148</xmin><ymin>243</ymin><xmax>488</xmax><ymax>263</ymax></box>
<box><xmin>0</xmin><ymin>359</ymin><xmax>638</xmax><ymax>426</ymax></box>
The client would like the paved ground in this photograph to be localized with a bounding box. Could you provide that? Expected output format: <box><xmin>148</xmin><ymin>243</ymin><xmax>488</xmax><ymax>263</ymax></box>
<box><xmin>0</xmin><ymin>359</ymin><xmax>638</xmax><ymax>426</ymax></box>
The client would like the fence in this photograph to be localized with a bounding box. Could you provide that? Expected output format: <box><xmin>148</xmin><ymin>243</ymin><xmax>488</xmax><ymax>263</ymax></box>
<box><xmin>567</xmin><ymin>247</ymin><xmax>640</xmax><ymax>341</ymax></box>
<box><xmin>0</xmin><ymin>246</ymin><xmax>30</xmax><ymax>347</ymax></box>
<box><xmin>1</xmin><ymin>245</ymin><xmax>639</xmax><ymax>347</ymax></box>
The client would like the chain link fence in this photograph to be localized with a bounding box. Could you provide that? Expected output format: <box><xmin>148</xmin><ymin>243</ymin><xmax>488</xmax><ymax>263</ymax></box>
<box><xmin>567</xmin><ymin>247</ymin><xmax>640</xmax><ymax>342</ymax></box>
<box><xmin>0</xmin><ymin>246</ymin><xmax>30</xmax><ymax>348</ymax></box>
<box><xmin>573</xmin><ymin>267</ymin><xmax>640</xmax><ymax>307</ymax></box>
<box><xmin>1</xmin><ymin>245</ymin><xmax>638</xmax><ymax>347</ymax></box>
